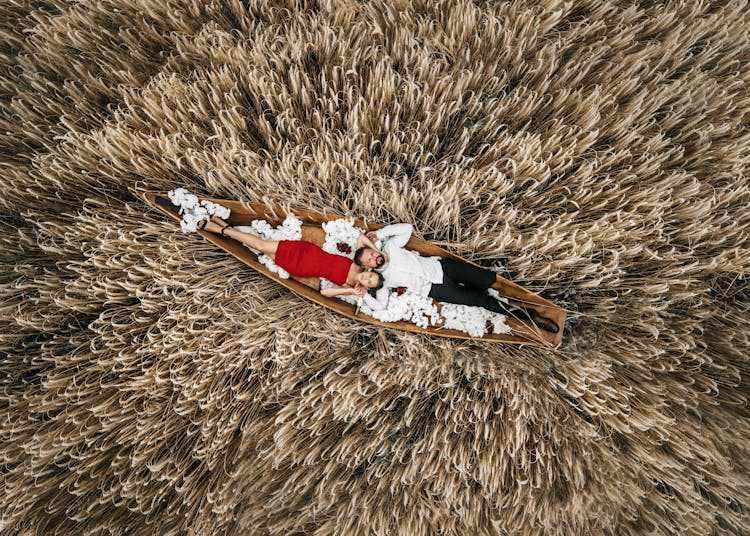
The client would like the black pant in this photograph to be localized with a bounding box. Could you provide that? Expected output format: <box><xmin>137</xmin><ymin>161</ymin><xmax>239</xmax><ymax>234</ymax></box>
<box><xmin>428</xmin><ymin>259</ymin><xmax>534</xmax><ymax>322</ymax></box>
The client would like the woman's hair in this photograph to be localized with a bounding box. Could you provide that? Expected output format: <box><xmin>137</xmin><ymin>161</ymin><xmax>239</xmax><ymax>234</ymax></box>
<box><xmin>368</xmin><ymin>271</ymin><xmax>384</xmax><ymax>295</ymax></box>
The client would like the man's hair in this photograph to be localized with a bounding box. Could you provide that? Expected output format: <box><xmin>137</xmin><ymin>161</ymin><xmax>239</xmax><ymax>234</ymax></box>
<box><xmin>368</xmin><ymin>271</ymin><xmax>384</xmax><ymax>295</ymax></box>
<box><xmin>354</xmin><ymin>246</ymin><xmax>367</xmax><ymax>267</ymax></box>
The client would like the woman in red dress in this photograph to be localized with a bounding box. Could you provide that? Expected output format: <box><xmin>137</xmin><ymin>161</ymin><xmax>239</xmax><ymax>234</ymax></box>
<box><xmin>199</xmin><ymin>216</ymin><xmax>383</xmax><ymax>298</ymax></box>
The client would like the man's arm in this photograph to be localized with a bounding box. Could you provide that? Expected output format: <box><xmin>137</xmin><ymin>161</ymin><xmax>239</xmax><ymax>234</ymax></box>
<box><xmin>373</xmin><ymin>223</ymin><xmax>413</xmax><ymax>248</ymax></box>
<box><xmin>362</xmin><ymin>285</ymin><xmax>390</xmax><ymax>311</ymax></box>
<box><xmin>356</xmin><ymin>233</ymin><xmax>380</xmax><ymax>251</ymax></box>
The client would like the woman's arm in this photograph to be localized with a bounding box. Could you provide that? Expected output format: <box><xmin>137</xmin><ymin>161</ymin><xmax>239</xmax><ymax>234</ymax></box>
<box><xmin>362</xmin><ymin>286</ymin><xmax>389</xmax><ymax>311</ymax></box>
<box><xmin>320</xmin><ymin>286</ymin><xmax>363</xmax><ymax>298</ymax></box>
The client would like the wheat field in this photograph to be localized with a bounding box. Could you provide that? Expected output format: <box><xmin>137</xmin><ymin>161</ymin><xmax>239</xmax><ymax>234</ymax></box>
<box><xmin>1</xmin><ymin>0</ymin><xmax>748</xmax><ymax>534</ymax></box>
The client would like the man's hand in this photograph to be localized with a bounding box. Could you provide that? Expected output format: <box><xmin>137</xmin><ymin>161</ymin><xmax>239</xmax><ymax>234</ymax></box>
<box><xmin>365</xmin><ymin>231</ymin><xmax>378</xmax><ymax>242</ymax></box>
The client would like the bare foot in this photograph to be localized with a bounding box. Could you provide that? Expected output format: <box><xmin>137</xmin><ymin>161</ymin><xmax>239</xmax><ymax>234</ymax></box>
<box><xmin>210</xmin><ymin>215</ymin><xmax>228</xmax><ymax>226</ymax></box>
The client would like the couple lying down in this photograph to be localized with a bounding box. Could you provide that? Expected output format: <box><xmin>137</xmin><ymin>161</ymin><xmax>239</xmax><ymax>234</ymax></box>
<box><xmin>198</xmin><ymin>216</ymin><xmax>559</xmax><ymax>334</ymax></box>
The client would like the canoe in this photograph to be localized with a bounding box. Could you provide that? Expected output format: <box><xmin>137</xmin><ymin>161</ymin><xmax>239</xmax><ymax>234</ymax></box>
<box><xmin>144</xmin><ymin>191</ymin><xmax>566</xmax><ymax>347</ymax></box>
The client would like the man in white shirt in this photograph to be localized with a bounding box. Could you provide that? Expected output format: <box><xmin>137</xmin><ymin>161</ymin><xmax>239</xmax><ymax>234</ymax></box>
<box><xmin>356</xmin><ymin>223</ymin><xmax>558</xmax><ymax>333</ymax></box>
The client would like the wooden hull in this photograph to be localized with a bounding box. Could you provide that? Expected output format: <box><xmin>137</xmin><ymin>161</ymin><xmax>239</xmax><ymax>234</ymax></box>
<box><xmin>144</xmin><ymin>191</ymin><xmax>566</xmax><ymax>347</ymax></box>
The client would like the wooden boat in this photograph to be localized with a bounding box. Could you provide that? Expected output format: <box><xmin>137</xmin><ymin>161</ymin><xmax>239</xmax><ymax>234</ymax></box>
<box><xmin>144</xmin><ymin>191</ymin><xmax>566</xmax><ymax>347</ymax></box>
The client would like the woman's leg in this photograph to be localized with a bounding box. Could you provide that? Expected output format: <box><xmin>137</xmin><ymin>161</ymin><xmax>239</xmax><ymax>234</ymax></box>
<box><xmin>203</xmin><ymin>218</ymin><xmax>279</xmax><ymax>257</ymax></box>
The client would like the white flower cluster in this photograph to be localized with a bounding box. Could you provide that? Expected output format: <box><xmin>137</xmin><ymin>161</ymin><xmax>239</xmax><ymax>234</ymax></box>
<box><xmin>441</xmin><ymin>303</ymin><xmax>510</xmax><ymax>337</ymax></box>
<box><xmin>321</xmin><ymin>218</ymin><xmax>363</xmax><ymax>259</ymax></box>
<box><xmin>234</xmin><ymin>214</ymin><xmax>303</xmax><ymax>279</ymax></box>
<box><xmin>368</xmin><ymin>292</ymin><xmax>441</xmax><ymax>328</ymax></box>
<box><xmin>365</xmin><ymin>293</ymin><xmax>509</xmax><ymax>337</ymax></box>
<box><xmin>167</xmin><ymin>188</ymin><xmax>231</xmax><ymax>233</ymax></box>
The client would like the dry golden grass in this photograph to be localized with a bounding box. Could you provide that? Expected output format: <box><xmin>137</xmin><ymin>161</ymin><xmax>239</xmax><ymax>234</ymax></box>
<box><xmin>1</xmin><ymin>0</ymin><xmax>748</xmax><ymax>534</ymax></box>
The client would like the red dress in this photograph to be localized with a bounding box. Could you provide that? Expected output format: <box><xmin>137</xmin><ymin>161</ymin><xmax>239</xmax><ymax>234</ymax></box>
<box><xmin>274</xmin><ymin>240</ymin><xmax>352</xmax><ymax>286</ymax></box>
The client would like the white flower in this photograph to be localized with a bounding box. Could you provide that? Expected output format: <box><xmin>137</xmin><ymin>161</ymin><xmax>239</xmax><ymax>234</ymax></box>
<box><xmin>200</xmin><ymin>200</ymin><xmax>230</xmax><ymax>219</ymax></box>
<box><xmin>321</xmin><ymin>218</ymin><xmax>364</xmax><ymax>259</ymax></box>
<box><xmin>440</xmin><ymin>303</ymin><xmax>510</xmax><ymax>337</ymax></box>
<box><xmin>167</xmin><ymin>188</ymin><xmax>231</xmax><ymax>234</ymax></box>
<box><xmin>487</xmin><ymin>288</ymin><xmax>509</xmax><ymax>304</ymax></box>
<box><xmin>366</xmin><ymin>292</ymin><xmax>440</xmax><ymax>328</ymax></box>
<box><xmin>168</xmin><ymin>188</ymin><xmax>200</xmax><ymax>212</ymax></box>
<box><xmin>250</xmin><ymin>219</ymin><xmax>273</xmax><ymax>236</ymax></box>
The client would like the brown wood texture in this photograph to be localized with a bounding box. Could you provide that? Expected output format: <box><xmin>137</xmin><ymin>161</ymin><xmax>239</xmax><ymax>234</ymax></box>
<box><xmin>144</xmin><ymin>191</ymin><xmax>566</xmax><ymax>347</ymax></box>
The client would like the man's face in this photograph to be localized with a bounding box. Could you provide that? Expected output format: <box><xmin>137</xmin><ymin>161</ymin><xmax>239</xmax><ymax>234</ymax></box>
<box><xmin>361</xmin><ymin>248</ymin><xmax>385</xmax><ymax>269</ymax></box>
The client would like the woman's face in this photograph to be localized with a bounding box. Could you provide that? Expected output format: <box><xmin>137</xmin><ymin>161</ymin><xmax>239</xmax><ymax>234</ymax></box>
<box><xmin>358</xmin><ymin>271</ymin><xmax>380</xmax><ymax>288</ymax></box>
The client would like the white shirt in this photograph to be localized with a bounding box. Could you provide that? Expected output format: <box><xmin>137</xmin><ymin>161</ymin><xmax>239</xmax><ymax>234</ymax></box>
<box><xmin>362</xmin><ymin>223</ymin><xmax>444</xmax><ymax>311</ymax></box>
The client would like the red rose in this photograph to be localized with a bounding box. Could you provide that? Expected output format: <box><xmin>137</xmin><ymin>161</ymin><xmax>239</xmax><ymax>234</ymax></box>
<box><xmin>392</xmin><ymin>286</ymin><xmax>408</xmax><ymax>296</ymax></box>
<box><xmin>336</xmin><ymin>242</ymin><xmax>352</xmax><ymax>254</ymax></box>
